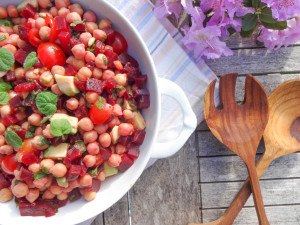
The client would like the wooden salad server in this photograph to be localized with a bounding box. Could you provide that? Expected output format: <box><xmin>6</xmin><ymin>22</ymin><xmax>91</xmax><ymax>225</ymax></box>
<box><xmin>190</xmin><ymin>79</ymin><xmax>300</xmax><ymax>225</ymax></box>
<box><xmin>202</xmin><ymin>73</ymin><xmax>270</xmax><ymax>225</ymax></box>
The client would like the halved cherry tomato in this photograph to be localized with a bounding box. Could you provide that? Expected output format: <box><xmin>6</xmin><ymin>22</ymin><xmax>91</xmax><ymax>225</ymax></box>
<box><xmin>1</xmin><ymin>154</ymin><xmax>18</xmax><ymax>175</ymax></box>
<box><xmin>45</xmin><ymin>14</ymin><xmax>58</xmax><ymax>43</ymax></box>
<box><xmin>108</xmin><ymin>32</ymin><xmax>128</xmax><ymax>54</ymax></box>
<box><xmin>19</xmin><ymin>139</ymin><xmax>35</xmax><ymax>155</ymax></box>
<box><xmin>38</xmin><ymin>42</ymin><xmax>66</xmax><ymax>69</ymax></box>
<box><xmin>94</xmin><ymin>153</ymin><xmax>105</xmax><ymax>167</ymax></box>
<box><xmin>28</xmin><ymin>28</ymin><xmax>43</xmax><ymax>47</ymax></box>
<box><xmin>89</xmin><ymin>103</ymin><xmax>113</xmax><ymax>125</ymax></box>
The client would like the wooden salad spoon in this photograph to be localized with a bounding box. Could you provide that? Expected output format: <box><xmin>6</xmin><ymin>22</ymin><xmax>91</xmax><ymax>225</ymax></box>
<box><xmin>202</xmin><ymin>73</ymin><xmax>270</xmax><ymax>225</ymax></box>
<box><xmin>190</xmin><ymin>79</ymin><xmax>300</xmax><ymax>225</ymax></box>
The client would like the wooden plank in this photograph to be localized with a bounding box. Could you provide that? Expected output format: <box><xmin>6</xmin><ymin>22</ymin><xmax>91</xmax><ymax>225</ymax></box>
<box><xmin>200</xmin><ymin>152</ymin><xmax>300</xmax><ymax>183</ymax></box>
<box><xmin>128</xmin><ymin>134</ymin><xmax>202</xmax><ymax>225</ymax></box>
<box><xmin>202</xmin><ymin>205</ymin><xmax>300</xmax><ymax>225</ymax></box>
<box><xmin>201</xmin><ymin>179</ymin><xmax>300</xmax><ymax>208</ymax></box>
<box><xmin>206</xmin><ymin>47</ymin><xmax>300</xmax><ymax>76</ymax></box>
<box><xmin>103</xmin><ymin>194</ymin><xmax>129</xmax><ymax>225</ymax></box>
<box><xmin>91</xmin><ymin>214</ymin><xmax>104</xmax><ymax>225</ymax></box>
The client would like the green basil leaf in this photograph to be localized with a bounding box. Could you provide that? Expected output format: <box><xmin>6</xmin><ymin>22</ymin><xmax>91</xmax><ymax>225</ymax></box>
<box><xmin>242</xmin><ymin>13</ymin><xmax>258</xmax><ymax>32</ymax></box>
<box><xmin>0</xmin><ymin>48</ymin><xmax>15</xmax><ymax>71</ymax></box>
<box><xmin>259</xmin><ymin>7</ymin><xmax>287</xmax><ymax>30</ymax></box>
<box><xmin>33</xmin><ymin>171</ymin><xmax>47</xmax><ymax>180</ymax></box>
<box><xmin>36</xmin><ymin>91</ymin><xmax>58</xmax><ymax>115</ymax></box>
<box><xmin>0</xmin><ymin>92</ymin><xmax>10</xmax><ymax>104</ymax></box>
<box><xmin>5</xmin><ymin>130</ymin><xmax>23</xmax><ymax>148</ymax></box>
<box><xmin>0</xmin><ymin>19</ymin><xmax>13</xmax><ymax>27</ymax></box>
<box><xmin>0</xmin><ymin>81</ymin><xmax>12</xmax><ymax>91</ymax></box>
<box><xmin>50</xmin><ymin>119</ymin><xmax>72</xmax><ymax>137</ymax></box>
<box><xmin>0</xmin><ymin>35</ymin><xmax>7</xmax><ymax>41</ymax></box>
<box><xmin>23</xmin><ymin>52</ymin><xmax>38</xmax><ymax>69</ymax></box>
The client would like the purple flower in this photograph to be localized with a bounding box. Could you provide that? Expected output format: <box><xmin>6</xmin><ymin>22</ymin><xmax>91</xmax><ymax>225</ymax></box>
<box><xmin>154</xmin><ymin>0</ymin><xmax>182</xmax><ymax>21</ymax></box>
<box><xmin>261</xmin><ymin>0</ymin><xmax>300</xmax><ymax>21</ymax></box>
<box><xmin>182</xmin><ymin>24</ymin><xmax>233</xmax><ymax>59</ymax></box>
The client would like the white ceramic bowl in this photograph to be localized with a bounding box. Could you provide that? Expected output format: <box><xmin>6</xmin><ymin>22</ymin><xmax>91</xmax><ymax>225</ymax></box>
<box><xmin>0</xmin><ymin>1</ymin><xmax>197</xmax><ymax>224</ymax></box>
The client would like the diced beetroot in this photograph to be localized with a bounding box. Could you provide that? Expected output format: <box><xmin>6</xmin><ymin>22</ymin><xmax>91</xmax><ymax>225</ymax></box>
<box><xmin>21</xmin><ymin>4</ymin><xmax>37</xmax><ymax>19</ymax></box>
<box><xmin>94</xmin><ymin>153</ymin><xmax>104</xmax><ymax>167</ymax></box>
<box><xmin>12</xmin><ymin>128</ymin><xmax>27</xmax><ymax>140</ymax></box>
<box><xmin>55</xmin><ymin>16</ymin><xmax>69</xmax><ymax>33</ymax></box>
<box><xmin>118</xmin><ymin>136</ymin><xmax>131</xmax><ymax>146</ymax></box>
<box><xmin>2</xmin><ymin>113</ymin><xmax>19</xmax><ymax>126</ymax></box>
<box><xmin>0</xmin><ymin>173</ymin><xmax>10</xmax><ymax>189</ymax></box>
<box><xmin>118</xmin><ymin>52</ymin><xmax>139</xmax><ymax>67</ymax></box>
<box><xmin>33</xmin><ymin>80</ymin><xmax>46</xmax><ymax>91</ymax></box>
<box><xmin>134</xmin><ymin>75</ymin><xmax>147</xmax><ymax>89</ymax></box>
<box><xmin>105</xmin><ymin>78</ymin><xmax>118</xmax><ymax>89</ymax></box>
<box><xmin>79</xmin><ymin>160</ymin><xmax>87</xmax><ymax>176</ymax></box>
<box><xmin>94</xmin><ymin>40</ymin><xmax>105</xmax><ymax>54</ymax></box>
<box><xmin>69</xmin><ymin>133</ymin><xmax>82</xmax><ymax>145</ymax></box>
<box><xmin>87</xmin><ymin>179</ymin><xmax>101</xmax><ymax>192</ymax></box>
<box><xmin>19</xmin><ymin>199</ymin><xmax>58</xmax><ymax>217</ymax></box>
<box><xmin>73</xmin><ymin>104</ymin><xmax>89</xmax><ymax>120</ymax></box>
<box><xmin>23</xmin><ymin>93</ymin><xmax>35</xmax><ymax>107</ymax></box>
<box><xmin>21</xmin><ymin>42</ymin><xmax>37</xmax><ymax>52</ymax></box>
<box><xmin>72</xmin><ymin>23</ymin><xmax>86</xmax><ymax>32</ymax></box>
<box><xmin>103</xmin><ymin>27</ymin><xmax>115</xmax><ymax>44</ymax></box>
<box><xmin>14</xmin><ymin>78</ymin><xmax>27</xmax><ymax>86</ymax></box>
<box><xmin>132</xmin><ymin>129</ymin><xmax>146</xmax><ymax>145</ymax></box>
<box><xmin>67</xmin><ymin>147</ymin><xmax>82</xmax><ymax>161</ymax></box>
<box><xmin>127</xmin><ymin>144</ymin><xmax>140</xmax><ymax>160</ymax></box>
<box><xmin>124</xmin><ymin>89</ymin><xmax>136</xmax><ymax>100</ymax></box>
<box><xmin>33</xmin><ymin>58</ymin><xmax>43</xmax><ymax>68</ymax></box>
<box><xmin>118</xmin><ymin>154</ymin><xmax>134</xmax><ymax>172</ymax></box>
<box><xmin>67</xmin><ymin>165</ymin><xmax>81</xmax><ymax>181</ymax></box>
<box><xmin>18</xmin><ymin>25</ymin><xmax>31</xmax><ymax>41</ymax></box>
<box><xmin>104</xmin><ymin>49</ymin><xmax>118</xmax><ymax>68</ymax></box>
<box><xmin>14</xmin><ymin>49</ymin><xmax>28</xmax><ymax>64</ymax></box>
<box><xmin>14</xmin><ymin>82</ymin><xmax>36</xmax><ymax>93</ymax></box>
<box><xmin>19</xmin><ymin>167</ymin><xmax>34</xmax><ymax>183</ymax></box>
<box><xmin>65</xmin><ymin>64</ymin><xmax>77</xmax><ymax>76</ymax></box>
<box><xmin>86</xmin><ymin>61</ymin><xmax>96</xmax><ymax>71</ymax></box>
<box><xmin>137</xmin><ymin>95</ymin><xmax>150</xmax><ymax>109</ymax></box>
<box><xmin>70</xmin><ymin>35</ymin><xmax>81</xmax><ymax>47</ymax></box>
<box><xmin>47</xmin><ymin>136</ymin><xmax>67</xmax><ymax>146</ymax></box>
<box><xmin>86</xmin><ymin>78</ymin><xmax>106</xmax><ymax>94</ymax></box>
<box><xmin>107</xmin><ymin>94</ymin><xmax>116</xmax><ymax>105</ymax></box>
<box><xmin>63</xmin><ymin>157</ymin><xmax>72</xmax><ymax>169</ymax></box>
<box><xmin>9</xmin><ymin>95</ymin><xmax>23</xmax><ymax>110</ymax></box>
<box><xmin>100</xmin><ymin>148</ymin><xmax>111</xmax><ymax>161</ymax></box>
<box><xmin>4</xmin><ymin>71</ymin><xmax>16</xmax><ymax>82</ymax></box>
<box><xmin>69</xmin><ymin>188</ymin><xmax>81</xmax><ymax>202</ymax></box>
<box><xmin>123</xmin><ymin>62</ymin><xmax>140</xmax><ymax>81</ymax></box>
<box><xmin>58</xmin><ymin>31</ymin><xmax>72</xmax><ymax>55</ymax></box>
<box><xmin>74</xmin><ymin>80</ymin><xmax>86</xmax><ymax>92</ymax></box>
<box><xmin>135</xmin><ymin>89</ymin><xmax>150</xmax><ymax>97</ymax></box>
<box><xmin>56</xmin><ymin>96</ymin><xmax>64</xmax><ymax>110</ymax></box>
<box><xmin>22</xmin><ymin>151</ymin><xmax>39</xmax><ymax>166</ymax></box>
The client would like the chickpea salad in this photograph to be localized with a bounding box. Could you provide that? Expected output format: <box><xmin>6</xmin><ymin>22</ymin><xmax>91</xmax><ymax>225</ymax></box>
<box><xmin>0</xmin><ymin>0</ymin><xmax>149</xmax><ymax>217</ymax></box>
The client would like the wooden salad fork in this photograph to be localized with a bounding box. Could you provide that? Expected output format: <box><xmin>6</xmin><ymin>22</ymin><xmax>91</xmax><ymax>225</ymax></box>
<box><xmin>190</xmin><ymin>79</ymin><xmax>300</xmax><ymax>225</ymax></box>
<box><xmin>202</xmin><ymin>73</ymin><xmax>270</xmax><ymax>225</ymax></box>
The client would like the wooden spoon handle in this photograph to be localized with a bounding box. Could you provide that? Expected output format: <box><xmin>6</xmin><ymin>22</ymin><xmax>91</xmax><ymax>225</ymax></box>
<box><xmin>247</xmin><ymin>161</ymin><xmax>270</xmax><ymax>225</ymax></box>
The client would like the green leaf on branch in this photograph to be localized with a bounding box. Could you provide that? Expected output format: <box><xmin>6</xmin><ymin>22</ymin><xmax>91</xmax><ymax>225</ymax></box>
<box><xmin>259</xmin><ymin>7</ymin><xmax>287</xmax><ymax>30</ymax></box>
<box><xmin>240</xmin><ymin>27</ymin><xmax>255</xmax><ymax>37</ymax></box>
<box><xmin>243</xmin><ymin>0</ymin><xmax>252</xmax><ymax>7</ymax></box>
<box><xmin>251</xmin><ymin>0</ymin><xmax>260</xmax><ymax>9</ymax></box>
<box><xmin>242</xmin><ymin>13</ymin><xmax>258</xmax><ymax>32</ymax></box>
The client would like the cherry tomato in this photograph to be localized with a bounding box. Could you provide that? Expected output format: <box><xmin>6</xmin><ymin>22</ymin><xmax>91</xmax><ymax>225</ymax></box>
<box><xmin>19</xmin><ymin>139</ymin><xmax>35</xmax><ymax>155</ymax></box>
<box><xmin>28</xmin><ymin>28</ymin><xmax>43</xmax><ymax>47</ymax></box>
<box><xmin>94</xmin><ymin>153</ymin><xmax>104</xmax><ymax>167</ymax></box>
<box><xmin>108</xmin><ymin>32</ymin><xmax>128</xmax><ymax>54</ymax></box>
<box><xmin>45</xmin><ymin>14</ymin><xmax>58</xmax><ymax>43</ymax></box>
<box><xmin>38</xmin><ymin>42</ymin><xmax>66</xmax><ymax>69</ymax></box>
<box><xmin>89</xmin><ymin>103</ymin><xmax>113</xmax><ymax>125</ymax></box>
<box><xmin>1</xmin><ymin>154</ymin><xmax>18</xmax><ymax>175</ymax></box>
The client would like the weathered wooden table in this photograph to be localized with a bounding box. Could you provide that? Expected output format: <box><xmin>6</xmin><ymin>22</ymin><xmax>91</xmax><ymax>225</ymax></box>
<box><xmin>91</xmin><ymin>9</ymin><xmax>300</xmax><ymax>225</ymax></box>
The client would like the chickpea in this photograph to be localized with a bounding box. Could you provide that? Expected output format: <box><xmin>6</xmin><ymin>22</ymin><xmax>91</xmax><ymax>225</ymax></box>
<box><xmin>8</xmin><ymin>90</ymin><xmax>17</xmax><ymax>99</ymax></box>
<box><xmin>25</xmin><ymin>189</ymin><xmax>39</xmax><ymax>203</ymax></box>
<box><xmin>40</xmin><ymin>159</ymin><xmax>55</xmax><ymax>172</ymax></box>
<box><xmin>35</xmin><ymin>17</ymin><xmax>46</xmax><ymax>29</ymax></box>
<box><xmin>0</xmin><ymin>33</ymin><xmax>8</xmax><ymax>47</ymax></box>
<box><xmin>42</xmin><ymin>124</ymin><xmax>54</xmax><ymax>139</ymax></box>
<box><xmin>2</xmin><ymin>44</ymin><xmax>16</xmax><ymax>54</ymax></box>
<box><xmin>79</xmin><ymin>32</ymin><xmax>92</xmax><ymax>47</ymax></box>
<box><xmin>50</xmin><ymin>163</ymin><xmax>67</xmax><ymax>177</ymax></box>
<box><xmin>12</xmin><ymin>182</ymin><xmax>29</xmax><ymax>198</ymax></box>
<box><xmin>66</xmin><ymin>56</ymin><xmax>85</xmax><ymax>70</ymax></box>
<box><xmin>12</xmin><ymin>25</ymin><xmax>19</xmax><ymax>34</ymax></box>
<box><xmin>15</xmin><ymin>67</ymin><xmax>25</xmax><ymax>79</ymax></box>
<box><xmin>55</xmin><ymin>0</ymin><xmax>70</xmax><ymax>9</ymax></box>
<box><xmin>51</xmin><ymin>83</ymin><xmax>63</xmax><ymax>96</ymax></box>
<box><xmin>0</xmin><ymin>123</ymin><xmax>5</xmax><ymax>135</ymax></box>
<box><xmin>34</xmin><ymin>127</ymin><xmax>43</xmax><ymax>136</ymax></box>
<box><xmin>113</xmin><ymin>104</ymin><xmax>123</xmax><ymax>117</ymax></box>
<box><xmin>99</xmin><ymin>132</ymin><xmax>111</xmax><ymax>147</ymax></box>
<box><xmin>97</xmin><ymin>171</ymin><xmax>105</xmax><ymax>182</ymax></box>
<box><xmin>114</xmin><ymin>74</ymin><xmax>127</xmax><ymax>86</ymax></box>
<box><xmin>20</xmin><ymin>18</ymin><xmax>27</xmax><ymax>25</ymax></box>
<box><xmin>27</xmin><ymin>18</ymin><xmax>36</xmax><ymax>28</ymax></box>
<box><xmin>38</xmin><ymin>0</ymin><xmax>52</xmax><ymax>9</ymax></box>
<box><xmin>50</xmin><ymin>66</ymin><xmax>64</xmax><ymax>76</ymax></box>
<box><xmin>0</xmin><ymin>188</ymin><xmax>13</xmax><ymax>203</ymax></box>
<box><xmin>6</xmin><ymin>34</ymin><xmax>18</xmax><ymax>47</ymax></box>
<box><xmin>0</xmin><ymin>145</ymin><xmax>13</xmax><ymax>155</ymax></box>
<box><xmin>42</xmin><ymin>190</ymin><xmax>55</xmax><ymax>199</ymax></box>
<box><xmin>72</xmin><ymin>43</ymin><xmax>85</xmax><ymax>60</ymax></box>
<box><xmin>1</xmin><ymin>105</ymin><xmax>11</xmax><ymax>117</ymax></box>
<box><xmin>85</xmin><ymin>92</ymin><xmax>98</xmax><ymax>104</ymax></box>
<box><xmin>99</xmin><ymin>18</ymin><xmax>112</xmax><ymax>30</ymax></box>
<box><xmin>0</xmin><ymin>26</ymin><xmax>13</xmax><ymax>35</ymax></box>
<box><xmin>16</xmin><ymin>152</ymin><xmax>23</xmax><ymax>163</ymax></box>
<box><xmin>58</xmin><ymin>7</ymin><xmax>70</xmax><ymax>18</ymax></box>
<box><xmin>92</xmin><ymin>68</ymin><xmax>102</xmax><ymax>79</ymax></box>
<box><xmin>94</xmin><ymin>123</ymin><xmax>108</xmax><ymax>134</ymax></box>
<box><xmin>49</xmin><ymin>185</ymin><xmax>62</xmax><ymax>195</ymax></box>
<box><xmin>66</xmin><ymin>98</ymin><xmax>79</xmax><ymax>111</ymax></box>
<box><xmin>28</xmin><ymin>113</ymin><xmax>42</xmax><ymax>126</ymax></box>
<box><xmin>77</xmin><ymin>67</ymin><xmax>92</xmax><ymax>82</ymax></box>
<box><xmin>69</xmin><ymin>3</ymin><xmax>83</xmax><ymax>16</ymax></box>
<box><xmin>32</xmin><ymin>135</ymin><xmax>49</xmax><ymax>150</ymax></box>
<box><xmin>7</xmin><ymin>5</ymin><xmax>18</xmax><ymax>18</ymax></box>
<box><xmin>86</xmin><ymin>22</ymin><xmax>98</xmax><ymax>34</ymax></box>
<box><xmin>123</xmin><ymin>109</ymin><xmax>134</xmax><ymax>120</ymax></box>
<box><xmin>69</xmin><ymin>179</ymin><xmax>80</xmax><ymax>189</ymax></box>
<box><xmin>95</xmin><ymin>54</ymin><xmax>108</xmax><ymax>70</ymax></box>
<box><xmin>49</xmin><ymin>7</ymin><xmax>58</xmax><ymax>17</ymax></box>
<box><xmin>80</xmin><ymin>174</ymin><xmax>92</xmax><ymax>187</ymax></box>
<box><xmin>83</xmin><ymin>155</ymin><xmax>96</xmax><ymax>167</ymax></box>
<box><xmin>25</xmin><ymin>69</ymin><xmax>40</xmax><ymax>80</ymax></box>
<box><xmin>0</xmin><ymin>7</ymin><xmax>8</xmax><ymax>19</ymax></box>
<box><xmin>102</xmin><ymin>70</ymin><xmax>115</xmax><ymax>80</ymax></box>
<box><xmin>85</xmin><ymin>51</ymin><xmax>95</xmax><ymax>63</ymax></box>
<box><xmin>108</xmin><ymin>116</ymin><xmax>120</xmax><ymax>128</ymax></box>
<box><xmin>39</xmin><ymin>71</ymin><xmax>54</xmax><ymax>87</ymax></box>
<box><xmin>12</xmin><ymin>17</ymin><xmax>21</xmax><ymax>25</ymax></box>
<box><xmin>83</xmin><ymin>190</ymin><xmax>96</xmax><ymax>201</ymax></box>
<box><xmin>28</xmin><ymin>163</ymin><xmax>41</xmax><ymax>174</ymax></box>
<box><xmin>39</xmin><ymin>26</ymin><xmax>51</xmax><ymax>41</ymax></box>
<box><xmin>86</xmin><ymin>142</ymin><xmax>100</xmax><ymax>155</ymax></box>
<box><xmin>83</xmin><ymin>130</ymin><xmax>98</xmax><ymax>143</ymax></box>
<box><xmin>66</xmin><ymin>12</ymin><xmax>81</xmax><ymax>24</ymax></box>
<box><xmin>93</xmin><ymin>29</ymin><xmax>106</xmax><ymax>41</ymax></box>
<box><xmin>17</xmin><ymin>37</ymin><xmax>26</xmax><ymax>49</ymax></box>
<box><xmin>78</xmin><ymin>117</ymin><xmax>94</xmax><ymax>132</ymax></box>
<box><xmin>108</xmin><ymin>154</ymin><xmax>122</xmax><ymax>167</ymax></box>
<box><xmin>0</xmin><ymin>135</ymin><xmax>5</xmax><ymax>147</ymax></box>
<box><xmin>57</xmin><ymin>192</ymin><xmax>68</xmax><ymax>200</ymax></box>
<box><xmin>118</xmin><ymin>123</ymin><xmax>134</xmax><ymax>136</ymax></box>
<box><xmin>116</xmin><ymin>144</ymin><xmax>127</xmax><ymax>155</ymax></box>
